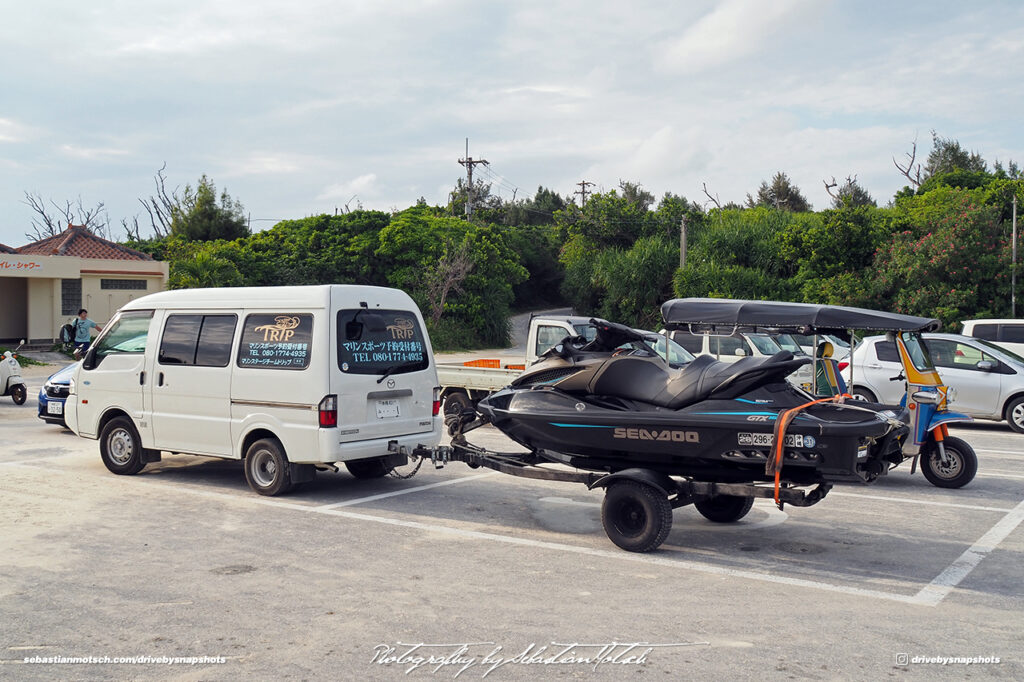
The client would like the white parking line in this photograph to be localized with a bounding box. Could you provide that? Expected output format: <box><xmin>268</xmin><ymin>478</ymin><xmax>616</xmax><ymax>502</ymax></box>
<box><xmin>827</xmin><ymin>491</ymin><xmax>1013</xmax><ymax>513</ymax></box>
<box><xmin>913</xmin><ymin>496</ymin><xmax>1024</xmax><ymax>606</ymax></box>
<box><xmin>974</xmin><ymin>448</ymin><xmax>1024</xmax><ymax>456</ymax></box>
<box><xmin>976</xmin><ymin>472</ymin><xmax>1024</xmax><ymax>480</ymax></box>
<box><xmin>316</xmin><ymin>472</ymin><xmax>497</xmax><ymax>509</ymax></box>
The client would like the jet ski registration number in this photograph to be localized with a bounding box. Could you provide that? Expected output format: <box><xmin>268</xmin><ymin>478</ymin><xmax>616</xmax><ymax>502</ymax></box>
<box><xmin>738</xmin><ymin>432</ymin><xmax>803</xmax><ymax>447</ymax></box>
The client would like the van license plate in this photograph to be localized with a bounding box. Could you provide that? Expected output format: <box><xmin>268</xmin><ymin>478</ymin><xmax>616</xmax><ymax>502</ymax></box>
<box><xmin>738</xmin><ymin>432</ymin><xmax>803</xmax><ymax>447</ymax></box>
<box><xmin>47</xmin><ymin>401</ymin><xmax>64</xmax><ymax>415</ymax></box>
<box><xmin>376</xmin><ymin>399</ymin><xmax>400</xmax><ymax>419</ymax></box>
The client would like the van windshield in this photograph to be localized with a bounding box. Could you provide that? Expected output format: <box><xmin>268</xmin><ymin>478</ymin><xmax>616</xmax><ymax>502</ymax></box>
<box><xmin>337</xmin><ymin>309</ymin><xmax>429</xmax><ymax>375</ymax></box>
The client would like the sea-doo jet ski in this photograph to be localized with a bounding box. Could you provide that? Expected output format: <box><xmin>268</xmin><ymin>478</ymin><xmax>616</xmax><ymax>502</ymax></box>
<box><xmin>474</xmin><ymin>319</ymin><xmax>908</xmax><ymax>486</ymax></box>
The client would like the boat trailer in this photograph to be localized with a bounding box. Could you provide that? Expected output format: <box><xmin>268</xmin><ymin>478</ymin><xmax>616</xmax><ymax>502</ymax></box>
<box><xmin>388</xmin><ymin>435</ymin><xmax>832</xmax><ymax>553</ymax></box>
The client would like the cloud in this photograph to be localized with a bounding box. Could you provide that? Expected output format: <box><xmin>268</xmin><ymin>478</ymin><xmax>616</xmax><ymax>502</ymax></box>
<box><xmin>58</xmin><ymin>144</ymin><xmax>131</xmax><ymax>159</ymax></box>
<box><xmin>317</xmin><ymin>173</ymin><xmax>378</xmax><ymax>202</ymax></box>
<box><xmin>660</xmin><ymin>0</ymin><xmax>822</xmax><ymax>73</ymax></box>
<box><xmin>0</xmin><ymin>118</ymin><xmax>35</xmax><ymax>144</ymax></box>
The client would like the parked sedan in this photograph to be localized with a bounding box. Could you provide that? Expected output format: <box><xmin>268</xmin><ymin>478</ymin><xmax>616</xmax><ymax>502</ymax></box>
<box><xmin>37</xmin><ymin>362</ymin><xmax>78</xmax><ymax>426</ymax></box>
<box><xmin>846</xmin><ymin>333</ymin><xmax>1024</xmax><ymax>433</ymax></box>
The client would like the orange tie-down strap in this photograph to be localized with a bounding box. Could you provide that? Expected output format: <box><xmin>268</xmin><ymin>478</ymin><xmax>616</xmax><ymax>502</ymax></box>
<box><xmin>767</xmin><ymin>394</ymin><xmax>851</xmax><ymax>506</ymax></box>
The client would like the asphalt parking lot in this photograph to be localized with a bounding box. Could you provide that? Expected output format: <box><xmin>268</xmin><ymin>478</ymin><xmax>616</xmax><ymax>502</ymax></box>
<box><xmin>1</xmin><ymin>363</ymin><xmax>1022</xmax><ymax>680</ymax></box>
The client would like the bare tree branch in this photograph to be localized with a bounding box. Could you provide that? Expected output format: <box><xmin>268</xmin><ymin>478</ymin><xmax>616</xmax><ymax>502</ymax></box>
<box><xmin>425</xmin><ymin>240</ymin><xmax>475</xmax><ymax>324</ymax></box>
<box><xmin>701</xmin><ymin>182</ymin><xmax>722</xmax><ymax>210</ymax></box>
<box><xmin>23</xmin><ymin>191</ymin><xmax>110</xmax><ymax>241</ymax></box>
<box><xmin>136</xmin><ymin>163</ymin><xmax>177</xmax><ymax>238</ymax></box>
<box><xmin>894</xmin><ymin>138</ymin><xmax>922</xmax><ymax>187</ymax></box>
<box><xmin>823</xmin><ymin>176</ymin><xmax>839</xmax><ymax>200</ymax></box>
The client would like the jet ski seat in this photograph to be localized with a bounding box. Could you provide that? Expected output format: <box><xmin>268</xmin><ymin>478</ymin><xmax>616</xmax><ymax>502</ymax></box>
<box><xmin>589</xmin><ymin>351</ymin><xmax>809</xmax><ymax>409</ymax></box>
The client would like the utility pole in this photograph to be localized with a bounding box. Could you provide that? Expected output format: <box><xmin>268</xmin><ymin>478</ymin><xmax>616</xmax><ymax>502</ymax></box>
<box><xmin>574</xmin><ymin>180</ymin><xmax>594</xmax><ymax>207</ymax></box>
<box><xmin>1014</xmin><ymin>193</ymin><xmax>1018</xmax><ymax>317</ymax></box>
<box><xmin>458</xmin><ymin>138</ymin><xmax>488</xmax><ymax>219</ymax></box>
<box><xmin>679</xmin><ymin>215</ymin><xmax>687</xmax><ymax>269</ymax></box>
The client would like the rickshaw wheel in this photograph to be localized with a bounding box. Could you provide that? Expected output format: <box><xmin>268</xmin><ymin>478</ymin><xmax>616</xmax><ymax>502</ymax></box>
<box><xmin>920</xmin><ymin>436</ymin><xmax>977</xmax><ymax>489</ymax></box>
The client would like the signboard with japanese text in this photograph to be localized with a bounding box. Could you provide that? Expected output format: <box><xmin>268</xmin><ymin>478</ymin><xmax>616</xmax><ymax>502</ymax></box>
<box><xmin>237</xmin><ymin>313</ymin><xmax>313</xmax><ymax>370</ymax></box>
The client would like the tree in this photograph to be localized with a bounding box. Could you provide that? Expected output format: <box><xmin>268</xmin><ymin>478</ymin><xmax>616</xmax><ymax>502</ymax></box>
<box><xmin>170</xmin><ymin>175</ymin><xmax>249</xmax><ymax>241</ymax></box>
<box><xmin>924</xmin><ymin>132</ymin><xmax>987</xmax><ymax>177</ymax></box>
<box><xmin>169</xmin><ymin>250</ymin><xmax>244</xmax><ymax>289</ymax></box>
<box><xmin>823</xmin><ymin>175</ymin><xmax>877</xmax><ymax>208</ymax></box>
<box><xmin>871</xmin><ymin>188</ymin><xmax>1009</xmax><ymax>326</ymax></box>
<box><xmin>22</xmin><ymin>191</ymin><xmax>110</xmax><ymax>241</ymax></box>
<box><xmin>746</xmin><ymin>172</ymin><xmax>811</xmax><ymax>212</ymax></box>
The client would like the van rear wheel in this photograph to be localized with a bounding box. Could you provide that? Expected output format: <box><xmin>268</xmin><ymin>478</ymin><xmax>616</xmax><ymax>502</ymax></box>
<box><xmin>244</xmin><ymin>438</ymin><xmax>293</xmax><ymax>496</ymax></box>
<box><xmin>345</xmin><ymin>457</ymin><xmax>391</xmax><ymax>479</ymax></box>
<box><xmin>100</xmin><ymin>416</ymin><xmax>146</xmax><ymax>475</ymax></box>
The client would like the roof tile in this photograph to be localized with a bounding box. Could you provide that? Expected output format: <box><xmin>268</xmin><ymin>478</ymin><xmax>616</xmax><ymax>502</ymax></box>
<box><xmin>17</xmin><ymin>224</ymin><xmax>153</xmax><ymax>261</ymax></box>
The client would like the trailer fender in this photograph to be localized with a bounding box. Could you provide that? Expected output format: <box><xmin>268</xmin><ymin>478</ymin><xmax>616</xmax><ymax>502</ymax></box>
<box><xmin>588</xmin><ymin>468</ymin><xmax>677</xmax><ymax>498</ymax></box>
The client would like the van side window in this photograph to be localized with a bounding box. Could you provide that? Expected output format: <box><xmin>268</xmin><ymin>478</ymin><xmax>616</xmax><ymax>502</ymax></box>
<box><xmin>237</xmin><ymin>314</ymin><xmax>313</xmax><ymax>370</ymax></box>
<box><xmin>337</xmin><ymin>309</ymin><xmax>428</xmax><ymax>375</ymax></box>
<box><xmin>160</xmin><ymin>315</ymin><xmax>201</xmax><ymax>365</ymax></box>
<box><xmin>971</xmin><ymin>323</ymin><xmax>997</xmax><ymax>340</ymax></box>
<box><xmin>671</xmin><ymin>331</ymin><xmax>705</xmax><ymax>354</ymax></box>
<box><xmin>713</xmin><ymin>335</ymin><xmax>750</xmax><ymax>356</ymax></box>
<box><xmin>999</xmin><ymin>325</ymin><xmax>1024</xmax><ymax>343</ymax></box>
<box><xmin>160</xmin><ymin>315</ymin><xmax>237</xmax><ymax>367</ymax></box>
<box><xmin>197</xmin><ymin>316</ymin><xmax>237</xmax><ymax>366</ymax></box>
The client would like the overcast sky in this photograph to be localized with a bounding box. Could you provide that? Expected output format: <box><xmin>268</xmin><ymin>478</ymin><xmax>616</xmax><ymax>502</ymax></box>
<box><xmin>2</xmin><ymin>0</ymin><xmax>1022</xmax><ymax>247</ymax></box>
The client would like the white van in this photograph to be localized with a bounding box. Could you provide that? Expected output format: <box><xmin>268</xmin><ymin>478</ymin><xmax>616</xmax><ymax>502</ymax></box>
<box><xmin>960</xmin><ymin>319</ymin><xmax>1024</xmax><ymax>357</ymax></box>
<box><xmin>65</xmin><ymin>285</ymin><xmax>443</xmax><ymax>495</ymax></box>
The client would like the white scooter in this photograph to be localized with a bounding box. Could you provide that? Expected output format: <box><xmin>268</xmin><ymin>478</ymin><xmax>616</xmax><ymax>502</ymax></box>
<box><xmin>2</xmin><ymin>340</ymin><xmax>27</xmax><ymax>405</ymax></box>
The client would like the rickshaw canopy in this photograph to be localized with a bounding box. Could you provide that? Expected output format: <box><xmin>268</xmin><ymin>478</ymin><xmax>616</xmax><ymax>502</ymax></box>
<box><xmin>661</xmin><ymin>298</ymin><xmax>942</xmax><ymax>334</ymax></box>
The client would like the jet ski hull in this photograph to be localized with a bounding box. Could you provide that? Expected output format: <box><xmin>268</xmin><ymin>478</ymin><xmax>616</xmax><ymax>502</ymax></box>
<box><xmin>477</xmin><ymin>384</ymin><xmax>907</xmax><ymax>485</ymax></box>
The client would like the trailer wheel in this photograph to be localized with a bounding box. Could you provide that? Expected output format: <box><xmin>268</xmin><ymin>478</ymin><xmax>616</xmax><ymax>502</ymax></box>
<box><xmin>345</xmin><ymin>457</ymin><xmax>391</xmax><ymax>479</ymax></box>
<box><xmin>694</xmin><ymin>495</ymin><xmax>754</xmax><ymax>523</ymax></box>
<box><xmin>601</xmin><ymin>481</ymin><xmax>673</xmax><ymax>553</ymax></box>
<box><xmin>10</xmin><ymin>384</ymin><xmax>26</xmax><ymax>405</ymax></box>
<box><xmin>920</xmin><ymin>436</ymin><xmax>977</xmax><ymax>489</ymax></box>
<box><xmin>244</xmin><ymin>438</ymin><xmax>293</xmax><ymax>496</ymax></box>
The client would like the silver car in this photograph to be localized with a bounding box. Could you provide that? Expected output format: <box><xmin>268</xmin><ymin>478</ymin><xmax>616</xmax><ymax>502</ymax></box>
<box><xmin>848</xmin><ymin>333</ymin><xmax>1024</xmax><ymax>433</ymax></box>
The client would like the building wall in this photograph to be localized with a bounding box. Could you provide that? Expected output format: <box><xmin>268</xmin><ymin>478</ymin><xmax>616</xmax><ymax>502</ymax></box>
<box><xmin>0</xmin><ymin>278</ymin><xmax>28</xmax><ymax>340</ymax></box>
<box><xmin>82</xmin><ymin>273</ymin><xmax>164</xmax><ymax>326</ymax></box>
<box><xmin>27</xmin><ymin>278</ymin><xmax>57</xmax><ymax>343</ymax></box>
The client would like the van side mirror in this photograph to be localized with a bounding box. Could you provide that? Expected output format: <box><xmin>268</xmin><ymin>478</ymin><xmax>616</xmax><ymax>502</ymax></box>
<box><xmin>976</xmin><ymin>360</ymin><xmax>995</xmax><ymax>372</ymax></box>
<box><xmin>734</xmin><ymin>348</ymin><xmax>748</xmax><ymax>357</ymax></box>
<box><xmin>83</xmin><ymin>347</ymin><xmax>97</xmax><ymax>370</ymax></box>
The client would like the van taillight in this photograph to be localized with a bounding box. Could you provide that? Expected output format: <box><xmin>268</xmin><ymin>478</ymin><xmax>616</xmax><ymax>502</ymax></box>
<box><xmin>837</xmin><ymin>361</ymin><xmax>849</xmax><ymax>372</ymax></box>
<box><xmin>319</xmin><ymin>394</ymin><xmax>338</xmax><ymax>428</ymax></box>
<box><xmin>432</xmin><ymin>387</ymin><xmax>441</xmax><ymax>416</ymax></box>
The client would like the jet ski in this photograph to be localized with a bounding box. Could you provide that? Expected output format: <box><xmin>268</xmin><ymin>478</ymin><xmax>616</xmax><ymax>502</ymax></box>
<box><xmin>474</xmin><ymin>319</ymin><xmax>909</xmax><ymax>486</ymax></box>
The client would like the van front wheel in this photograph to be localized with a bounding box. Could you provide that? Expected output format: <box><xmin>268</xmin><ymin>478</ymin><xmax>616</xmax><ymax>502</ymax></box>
<box><xmin>100</xmin><ymin>416</ymin><xmax>146</xmax><ymax>475</ymax></box>
<box><xmin>244</xmin><ymin>438</ymin><xmax>293</xmax><ymax>496</ymax></box>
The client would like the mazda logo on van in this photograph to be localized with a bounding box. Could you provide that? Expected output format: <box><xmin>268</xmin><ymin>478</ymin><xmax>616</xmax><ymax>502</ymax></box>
<box><xmin>387</xmin><ymin>379</ymin><xmax>396</xmax><ymax>389</ymax></box>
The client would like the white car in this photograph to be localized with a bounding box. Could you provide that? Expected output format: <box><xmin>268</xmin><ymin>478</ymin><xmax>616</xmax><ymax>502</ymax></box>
<box><xmin>846</xmin><ymin>333</ymin><xmax>1024</xmax><ymax>433</ymax></box>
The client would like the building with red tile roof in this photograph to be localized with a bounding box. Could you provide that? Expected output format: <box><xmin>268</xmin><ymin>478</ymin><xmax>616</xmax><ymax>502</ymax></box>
<box><xmin>0</xmin><ymin>224</ymin><xmax>168</xmax><ymax>343</ymax></box>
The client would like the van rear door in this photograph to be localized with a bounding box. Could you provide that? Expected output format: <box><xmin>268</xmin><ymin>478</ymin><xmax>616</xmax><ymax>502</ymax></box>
<box><xmin>335</xmin><ymin>308</ymin><xmax>435</xmax><ymax>442</ymax></box>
